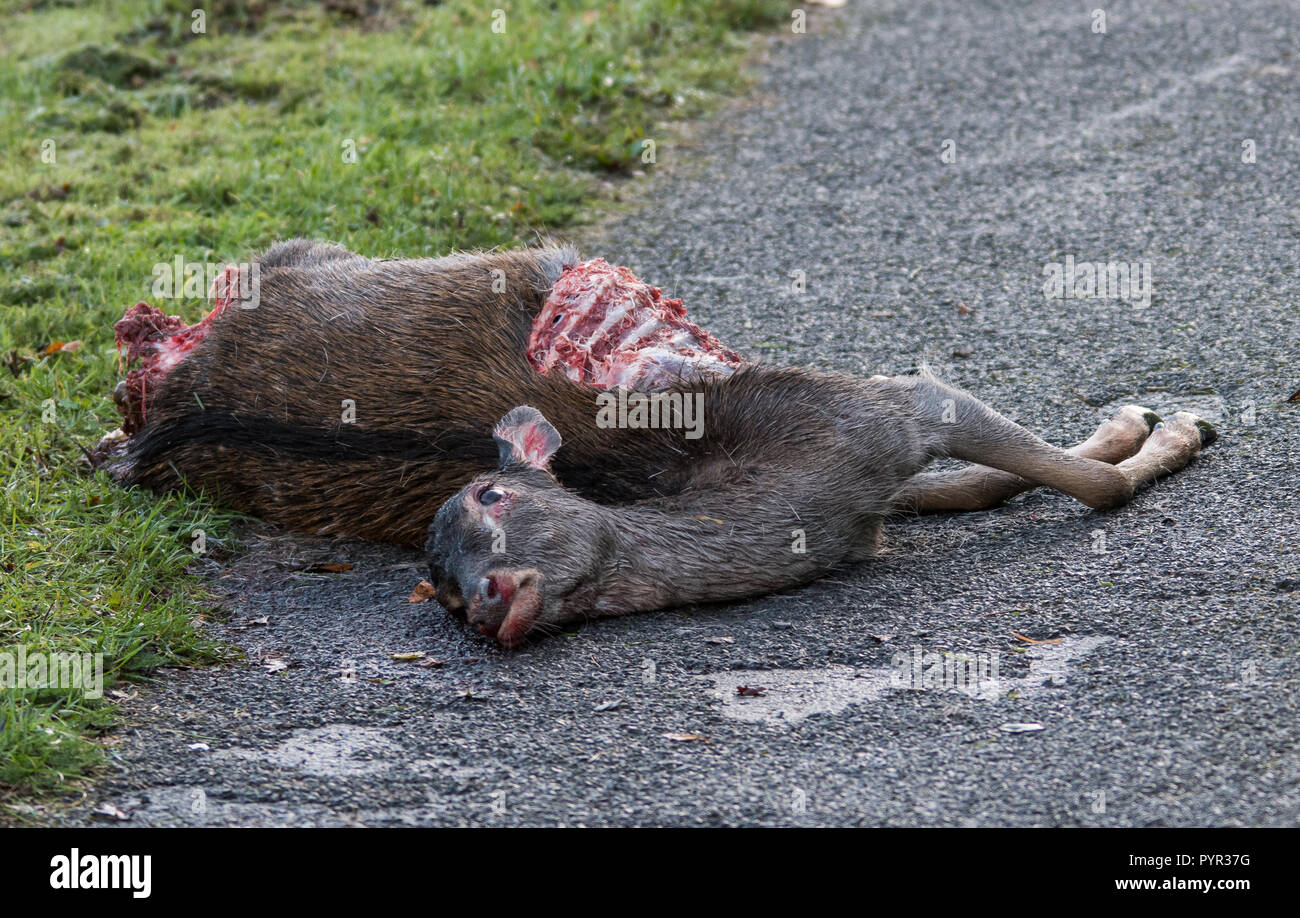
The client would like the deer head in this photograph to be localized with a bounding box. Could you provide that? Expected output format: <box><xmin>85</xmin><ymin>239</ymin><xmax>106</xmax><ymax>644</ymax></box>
<box><xmin>425</xmin><ymin>406</ymin><xmax>618</xmax><ymax>648</ymax></box>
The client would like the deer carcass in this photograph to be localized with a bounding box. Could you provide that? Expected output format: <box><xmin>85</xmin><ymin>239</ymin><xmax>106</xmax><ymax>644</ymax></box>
<box><xmin>96</xmin><ymin>241</ymin><xmax>1216</xmax><ymax>647</ymax></box>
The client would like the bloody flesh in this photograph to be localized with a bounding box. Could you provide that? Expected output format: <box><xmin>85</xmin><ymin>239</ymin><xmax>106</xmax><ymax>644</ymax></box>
<box><xmin>111</xmin><ymin>265</ymin><xmax>255</xmax><ymax>434</ymax></box>
<box><xmin>526</xmin><ymin>258</ymin><xmax>741</xmax><ymax>391</ymax></box>
<box><xmin>110</xmin><ymin>258</ymin><xmax>741</xmax><ymax>436</ymax></box>
<box><xmin>112</xmin><ymin>298</ymin><xmax>231</xmax><ymax>435</ymax></box>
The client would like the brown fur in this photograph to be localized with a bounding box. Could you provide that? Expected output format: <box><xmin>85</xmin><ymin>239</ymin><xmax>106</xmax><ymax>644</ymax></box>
<box><xmin>106</xmin><ymin>240</ymin><xmax>1213</xmax><ymax>648</ymax></box>
<box><xmin>109</xmin><ymin>240</ymin><xmax>861</xmax><ymax>546</ymax></box>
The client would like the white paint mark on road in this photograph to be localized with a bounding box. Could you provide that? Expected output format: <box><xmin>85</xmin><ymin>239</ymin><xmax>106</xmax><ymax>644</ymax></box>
<box><xmin>711</xmin><ymin>665</ymin><xmax>893</xmax><ymax>725</ymax></box>
<box><xmin>708</xmin><ymin>635</ymin><xmax>1111</xmax><ymax>726</ymax></box>
<box><xmin>215</xmin><ymin>724</ymin><xmax>487</xmax><ymax>785</ymax></box>
<box><xmin>974</xmin><ymin>55</ymin><xmax>1250</xmax><ymax>167</ymax></box>
<box><xmin>217</xmin><ymin>725</ymin><xmax>400</xmax><ymax>777</ymax></box>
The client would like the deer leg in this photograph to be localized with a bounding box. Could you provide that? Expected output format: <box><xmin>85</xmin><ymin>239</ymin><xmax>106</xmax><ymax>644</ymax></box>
<box><xmin>1113</xmin><ymin>411</ymin><xmax>1218</xmax><ymax>490</ymax></box>
<box><xmin>900</xmin><ymin>376</ymin><xmax>1215</xmax><ymax>511</ymax></box>
<box><xmin>892</xmin><ymin>404</ymin><xmax>1161</xmax><ymax>513</ymax></box>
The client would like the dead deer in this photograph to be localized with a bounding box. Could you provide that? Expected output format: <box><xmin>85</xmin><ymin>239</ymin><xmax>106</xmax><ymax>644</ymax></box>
<box><xmin>97</xmin><ymin>241</ymin><xmax>1216</xmax><ymax>648</ymax></box>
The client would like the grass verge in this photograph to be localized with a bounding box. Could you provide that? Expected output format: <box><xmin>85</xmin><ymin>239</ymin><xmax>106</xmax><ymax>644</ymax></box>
<box><xmin>0</xmin><ymin>0</ymin><xmax>789</xmax><ymax>809</ymax></box>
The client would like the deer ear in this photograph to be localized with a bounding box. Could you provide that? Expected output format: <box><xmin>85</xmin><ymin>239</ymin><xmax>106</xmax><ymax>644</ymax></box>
<box><xmin>493</xmin><ymin>406</ymin><xmax>562</xmax><ymax>471</ymax></box>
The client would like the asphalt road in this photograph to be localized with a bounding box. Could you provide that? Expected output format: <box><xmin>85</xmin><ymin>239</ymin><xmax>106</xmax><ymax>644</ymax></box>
<box><xmin>50</xmin><ymin>0</ymin><xmax>1297</xmax><ymax>826</ymax></box>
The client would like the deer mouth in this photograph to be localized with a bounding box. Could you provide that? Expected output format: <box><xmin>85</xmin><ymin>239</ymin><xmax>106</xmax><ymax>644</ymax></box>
<box><xmin>469</xmin><ymin>569</ymin><xmax>544</xmax><ymax>649</ymax></box>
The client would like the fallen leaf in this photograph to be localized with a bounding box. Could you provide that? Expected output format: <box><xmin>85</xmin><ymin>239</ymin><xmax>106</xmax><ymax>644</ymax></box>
<box><xmin>594</xmin><ymin>700</ymin><xmax>624</xmax><ymax>712</ymax></box>
<box><xmin>39</xmin><ymin>339</ymin><xmax>82</xmax><ymax>357</ymax></box>
<box><xmin>1011</xmin><ymin>632</ymin><xmax>1062</xmax><ymax>645</ymax></box>
<box><xmin>1289</xmin><ymin>389</ymin><xmax>1300</xmax><ymax>402</ymax></box>
<box><xmin>694</xmin><ymin>515</ymin><xmax>725</xmax><ymax>525</ymax></box>
<box><xmin>416</xmin><ymin>657</ymin><xmax>447</xmax><ymax>669</ymax></box>
<box><xmin>389</xmin><ymin>651</ymin><xmax>426</xmax><ymax>662</ymax></box>
<box><xmin>663</xmin><ymin>732</ymin><xmax>708</xmax><ymax>742</ymax></box>
<box><xmin>264</xmin><ymin>659</ymin><xmax>289</xmax><ymax>673</ymax></box>
<box><xmin>1000</xmin><ymin>722</ymin><xmax>1045</xmax><ymax>733</ymax></box>
<box><xmin>736</xmin><ymin>685</ymin><xmax>766</xmax><ymax>697</ymax></box>
<box><xmin>956</xmin><ymin>302</ymin><xmax>973</xmax><ymax>316</ymax></box>
<box><xmin>304</xmin><ymin>562</ymin><xmax>352</xmax><ymax>573</ymax></box>
<box><xmin>868</xmin><ymin>633</ymin><xmax>894</xmax><ymax>643</ymax></box>
<box><xmin>704</xmin><ymin>636</ymin><xmax>734</xmax><ymax>645</ymax></box>
<box><xmin>408</xmin><ymin>579</ymin><xmax>437</xmax><ymax>603</ymax></box>
<box><xmin>93</xmin><ymin>803</ymin><xmax>130</xmax><ymax>821</ymax></box>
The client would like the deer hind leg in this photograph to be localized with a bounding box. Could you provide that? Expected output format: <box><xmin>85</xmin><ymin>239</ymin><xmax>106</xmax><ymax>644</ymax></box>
<box><xmin>898</xmin><ymin>376</ymin><xmax>1215</xmax><ymax>512</ymax></box>
<box><xmin>893</xmin><ymin>404</ymin><xmax>1161</xmax><ymax>513</ymax></box>
<box><xmin>1114</xmin><ymin>411</ymin><xmax>1217</xmax><ymax>489</ymax></box>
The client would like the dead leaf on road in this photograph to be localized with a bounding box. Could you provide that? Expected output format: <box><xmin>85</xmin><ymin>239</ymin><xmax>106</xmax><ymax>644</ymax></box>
<box><xmin>93</xmin><ymin>803</ymin><xmax>130</xmax><ymax>821</ymax></box>
<box><xmin>663</xmin><ymin>732</ymin><xmax>708</xmax><ymax>742</ymax></box>
<box><xmin>408</xmin><ymin>579</ymin><xmax>437</xmax><ymax>603</ymax></box>
<box><xmin>1011</xmin><ymin>632</ymin><xmax>1061</xmax><ymax>645</ymax></box>
<box><xmin>1000</xmin><ymin>722</ymin><xmax>1045</xmax><ymax>733</ymax></box>
<box><xmin>736</xmin><ymin>685</ymin><xmax>766</xmax><ymax>697</ymax></box>
<box><xmin>303</xmin><ymin>562</ymin><xmax>353</xmax><ymax>574</ymax></box>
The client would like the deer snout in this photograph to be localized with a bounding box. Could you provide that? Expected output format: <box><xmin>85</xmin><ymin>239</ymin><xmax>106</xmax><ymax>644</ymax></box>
<box><xmin>465</xmin><ymin>569</ymin><xmax>544</xmax><ymax>648</ymax></box>
<box><xmin>465</xmin><ymin>574</ymin><xmax>509</xmax><ymax>638</ymax></box>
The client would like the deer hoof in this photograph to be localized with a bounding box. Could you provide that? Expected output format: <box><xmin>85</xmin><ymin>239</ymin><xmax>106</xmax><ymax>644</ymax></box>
<box><xmin>1160</xmin><ymin>411</ymin><xmax>1216</xmax><ymax>451</ymax></box>
<box><xmin>1116</xmin><ymin>404</ymin><xmax>1162</xmax><ymax>435</ymax></box>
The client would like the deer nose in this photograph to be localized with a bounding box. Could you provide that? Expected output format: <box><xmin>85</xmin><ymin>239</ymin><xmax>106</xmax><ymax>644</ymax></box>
<box><xmin>467</xmin><ymin>576</ymin><xmax>505</xmax><ymax>638</ymax></box>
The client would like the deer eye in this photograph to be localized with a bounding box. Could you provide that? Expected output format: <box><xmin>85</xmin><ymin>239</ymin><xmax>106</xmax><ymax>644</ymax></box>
<box><xmin>479</xmin><ymin>488</ymin><xmax>504</xmax><ymax>506</ymax></box>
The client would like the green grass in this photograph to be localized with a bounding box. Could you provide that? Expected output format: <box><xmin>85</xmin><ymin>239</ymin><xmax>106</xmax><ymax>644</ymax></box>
<box><xmin>0</xmin><ymin>0</ymin><xmax>788</xmax><ymax>806</ymax></box>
